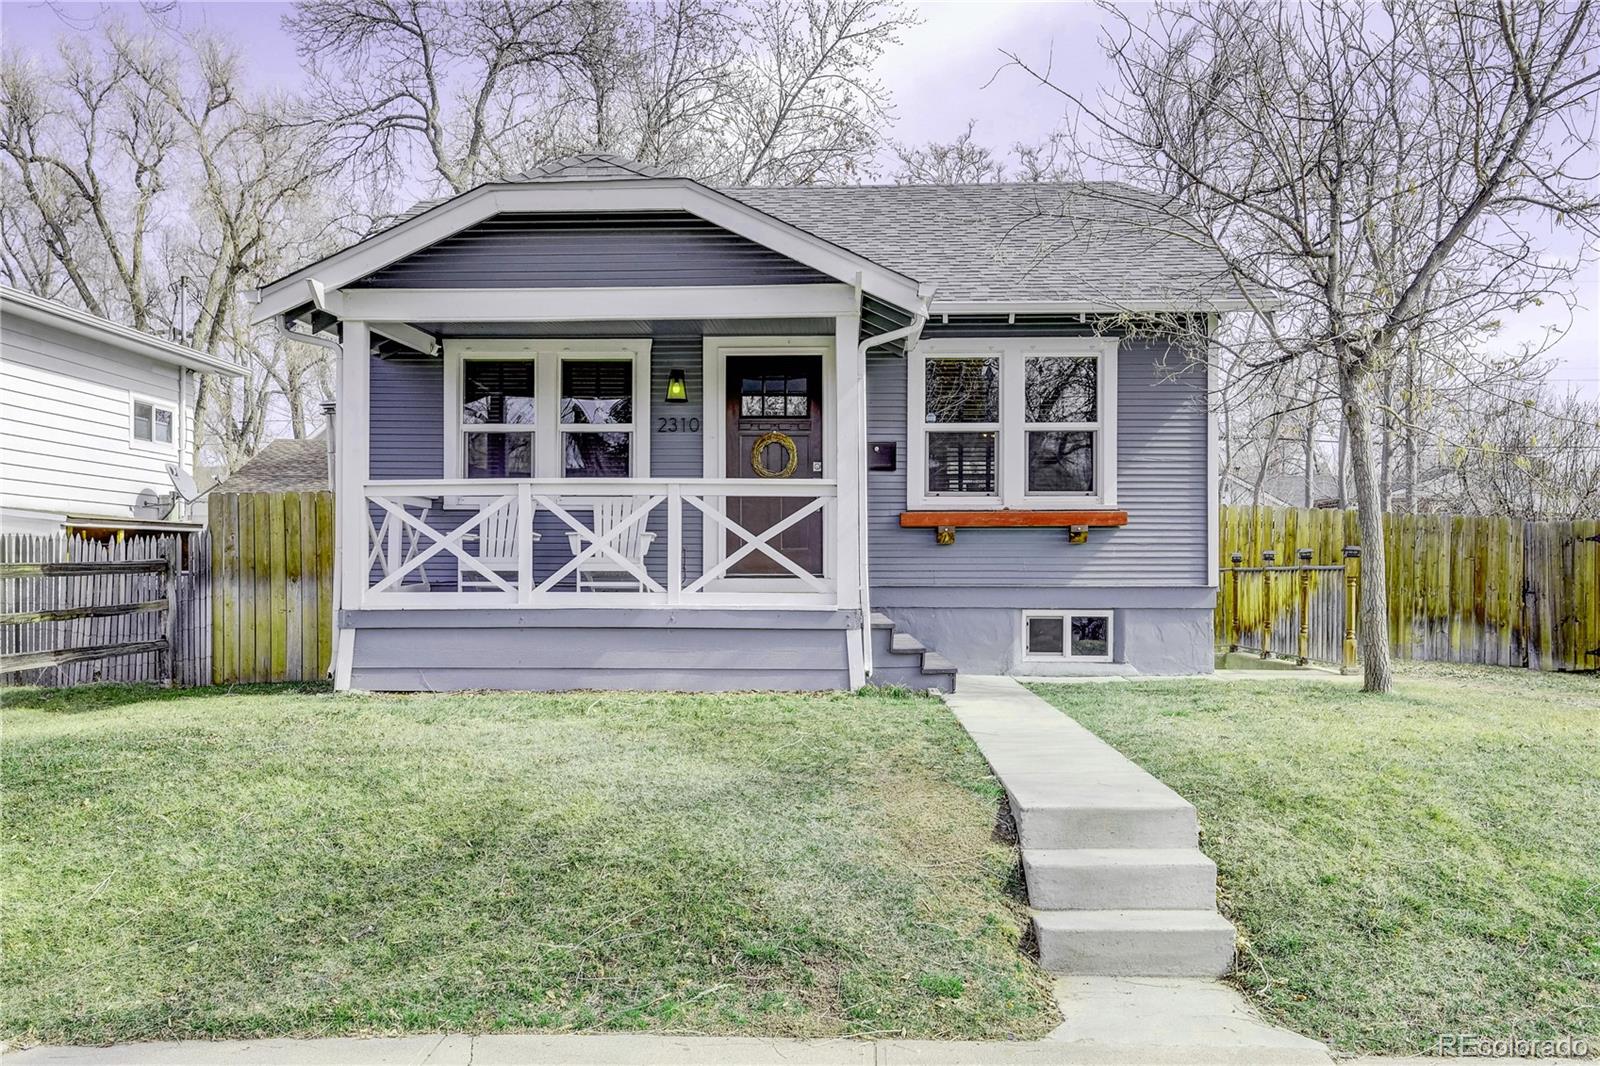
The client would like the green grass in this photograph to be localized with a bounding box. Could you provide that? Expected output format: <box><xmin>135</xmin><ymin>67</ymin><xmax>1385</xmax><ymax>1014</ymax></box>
<box><xmin>1</xmin><ymin>684</ymin><xmax>1056</xmax><ymax>1045</ymax></box>
<box><xmin>1031</xmin><ymin>662</ymin><xmax>1600</xmax><ymax>1056</ymax></box>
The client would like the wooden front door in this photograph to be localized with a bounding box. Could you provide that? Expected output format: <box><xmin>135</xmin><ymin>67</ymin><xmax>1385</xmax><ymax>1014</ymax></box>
<box><xmin>724</xmin><ymin>355</ymin><xmax>824</xmax><ymax>577</ymax></box>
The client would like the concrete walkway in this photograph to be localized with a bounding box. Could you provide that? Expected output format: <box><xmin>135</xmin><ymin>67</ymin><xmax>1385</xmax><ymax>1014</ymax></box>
<box><xmin>944</xmin><ymin>675</ymin><xmax>1236</xmax><ymax>978</ymax></box>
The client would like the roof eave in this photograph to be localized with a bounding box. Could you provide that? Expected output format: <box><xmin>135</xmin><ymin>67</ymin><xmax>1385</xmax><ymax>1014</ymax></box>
<box><xmin>929</xmin><ymin>297</ymin><xmax>1274</xmax><ymax>316</ymax></box>
<box><xmin>1</xmin><ymin>287</ymin><xmax>246</xmax><ymax>376</ymax></box>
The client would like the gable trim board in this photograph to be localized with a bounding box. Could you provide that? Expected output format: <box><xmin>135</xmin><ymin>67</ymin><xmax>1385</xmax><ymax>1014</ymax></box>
<box><xmin>250</xmin><ymin>179</ymin><xmax>928</xmax><ymax>323</ymax></box>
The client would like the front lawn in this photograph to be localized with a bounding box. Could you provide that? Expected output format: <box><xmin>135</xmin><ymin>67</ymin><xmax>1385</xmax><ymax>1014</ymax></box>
<box><xmin>1032</xmin><ymin>663</ymin><xmax>1600</xmax><ymax>1055</ymax></box>
<box><xmin>1</xmin><ymin>684</ymin><xmax>1055</xmax><ymax>1044</ymax></box>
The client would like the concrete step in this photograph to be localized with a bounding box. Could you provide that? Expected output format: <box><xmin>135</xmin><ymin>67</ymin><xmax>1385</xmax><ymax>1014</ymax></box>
<box><xmin>867</xmin><ymin>614</ymin><xmax>958</xmax><ymax>693</ymax></box>
<box><xmin>1023</xmin><ymin>848</ymin><xmax>1217</xmax><ymax>910</ymax></box>
<box><xmin>1007</xmin><ymin>782</ymin><xmax>1199</xmax><ymax>850</ymax></box>
<box><xmin>890</xmin><ymin>632</ymin><xmax>927</xmax><ymax>654</ymax></box>
<box><xmin>1033</xmin><ymin>909</ymin><xmax>1236</xmax><ymax>976</ymax></box>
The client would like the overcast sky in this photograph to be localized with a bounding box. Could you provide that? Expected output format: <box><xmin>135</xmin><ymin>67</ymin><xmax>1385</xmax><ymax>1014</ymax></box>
<box><xmin>4</xmin><ymin>0</ymin><xmax>1595</xmax><ymax>398</ymax></box>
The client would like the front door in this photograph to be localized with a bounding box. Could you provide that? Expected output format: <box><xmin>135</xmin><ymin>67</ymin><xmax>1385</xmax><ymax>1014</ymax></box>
<box><xmin>725</xmin><ymin>355</ymin><xmax>824</xmax><ymax>577</ymax></box>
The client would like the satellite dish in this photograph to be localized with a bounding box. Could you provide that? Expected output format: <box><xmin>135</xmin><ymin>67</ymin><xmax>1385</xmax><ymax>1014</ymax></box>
<box><xmin>167</xmin><ymin>463</ymin><xmax>201</xmax><ymax>502</ymax></box>
<box><xmin>133</xmin><ymin>487</ymin><xmax>168</xmax><ymax>520</ymax></box>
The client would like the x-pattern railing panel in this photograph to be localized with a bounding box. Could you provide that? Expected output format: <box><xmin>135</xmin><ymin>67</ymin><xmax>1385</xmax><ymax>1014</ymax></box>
<box><xmin>359</xmin><ymin>479</ymin><xmax>838</xmax><ymax>607</ymax></box>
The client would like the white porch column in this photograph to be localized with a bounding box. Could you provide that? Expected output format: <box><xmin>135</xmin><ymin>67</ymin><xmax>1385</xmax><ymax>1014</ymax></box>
<box><xmin>834</xmin><ymin>312</ymin><xmax>867</xmax><ymax>688</ymax></box>
<box><xmin>337</xmin><ymin>320</ymin><xmax>371</xmax><ymax>617</ymax></box>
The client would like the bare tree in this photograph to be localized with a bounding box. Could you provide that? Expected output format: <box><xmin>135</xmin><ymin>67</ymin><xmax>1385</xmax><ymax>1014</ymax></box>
<box><xmin>1436</xmin><ymin>386</ymin><xmax>1600</xmax><ymax>520</ymax></box>
<box><xmin>891</xmin><ymin>120</ymin><xmax>1006</xmax><ymax>183</ymax></box>
<box><xmin>2</xmin><ymin>18</ymin><xmax>340</xmax><ymax>470</ymax></box>
<box><xmin>285</xmin><ymin>0</ymin><xmax>917</xmax><ymax>193</ymax></box>
<box><xmin>1008</xmin><ymin>0</ymin><xmax>1600</xmax><ymax>691</ymax></box>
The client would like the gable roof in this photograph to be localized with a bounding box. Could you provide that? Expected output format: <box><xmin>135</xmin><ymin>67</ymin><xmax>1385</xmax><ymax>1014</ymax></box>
<box><xmin>252</xmin><ymin>154</ymin><xmax>1254</xmax><ymax>324</ymax></box>
<box><xmin>213</xmin><ymin>436</ymin><xmax>330</xmax><ymax>494</ymax></box>
<box><xmin>1</xmin><ymin>286</ymin><xmax>245</xmax><ymax>376</ymax></box>
<box><xmin>726</xmin><ymin>182</ymin><xmax>1246</xmax><ymax>311</ymax></box>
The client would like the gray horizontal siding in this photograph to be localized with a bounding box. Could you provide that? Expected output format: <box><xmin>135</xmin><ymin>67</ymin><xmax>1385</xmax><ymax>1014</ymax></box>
<box><xmin>358</xmin><ymin>211</ymin><xmax>833</xmax><ymax>288</ymax></box>
<box><xmin>350</xmin><ymin>616</ymin><xmax>852</xmax><ymax>691</ymax></box>
<box><xmin>866</xmin><ymin>335</ymin><xmax>1209</xmax><ymax>589</ymax></box>
<box><xmin>367</xmin><ymin>334</ymin><xmax>715</xmax><ymax>588</ymax></box>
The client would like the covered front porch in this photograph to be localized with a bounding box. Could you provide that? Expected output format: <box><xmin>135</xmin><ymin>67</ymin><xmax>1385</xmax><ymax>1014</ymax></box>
<box><xmin>336</xmin><ymin>294</ymin><xmax>890</xmax><ymax>618</ymax></box>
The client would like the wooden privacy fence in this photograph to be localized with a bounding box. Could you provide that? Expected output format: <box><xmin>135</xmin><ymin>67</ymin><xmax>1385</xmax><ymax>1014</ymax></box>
<box><xmin>1219</xmin><ymin>505</ymin><xmax>1600</xmax><ymax>672</ymax></box>
<box><xmin>208</xmin><ymin>491</ymin><xmax>334</xmax><ymax>684</ymax></box>
<box><xmin>0</xmin><ymin>532</ymin><xmax>210</xmax><ymax>686</ymax></box>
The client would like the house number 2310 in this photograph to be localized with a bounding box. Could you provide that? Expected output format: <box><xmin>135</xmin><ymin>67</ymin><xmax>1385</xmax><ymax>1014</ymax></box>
<box><xmin>657</xmin><ymin>416</ymin><xmax>701</xmax><ymax>433</ymax></box>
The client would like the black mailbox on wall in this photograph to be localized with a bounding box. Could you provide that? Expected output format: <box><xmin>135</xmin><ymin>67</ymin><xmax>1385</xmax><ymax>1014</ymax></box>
<box><xmin>868</xmin><ymin>441</ymin><xmax>898</xmax><ymax>471</ymax></box>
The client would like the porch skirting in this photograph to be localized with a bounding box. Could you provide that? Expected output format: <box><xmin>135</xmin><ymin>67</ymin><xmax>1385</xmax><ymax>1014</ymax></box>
<box><xmin>340</xmin><ymin>608</ymin><xmax>861</xmax><ymax>692</ymax></box>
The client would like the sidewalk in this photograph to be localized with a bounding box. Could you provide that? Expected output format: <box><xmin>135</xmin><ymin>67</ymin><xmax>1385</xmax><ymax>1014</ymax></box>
<box><xmin>5</xmin><ymin>976</ymin><xmax>1338</xmax><ymax>1066</ymax></box>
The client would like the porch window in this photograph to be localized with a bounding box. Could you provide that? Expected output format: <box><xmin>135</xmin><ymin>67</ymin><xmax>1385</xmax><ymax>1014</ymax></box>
<box><xmin>443</xmin><ymin>340</ymin><xmax>651</xmax><ymax>480</ymax></box>
<box><xmin>461</xmin><ymin>359</ymin><xmax>535</xmax><ymax>478</ymax></box>
<box><xmin>561</xmin><ymin>357</ymin><xmax>634</xmax><ymax>478</ymax></box>
<box><xmin>909</xmin><ymin>338</ymin><xmax>1117</xmax><ymax>509</ymax></box>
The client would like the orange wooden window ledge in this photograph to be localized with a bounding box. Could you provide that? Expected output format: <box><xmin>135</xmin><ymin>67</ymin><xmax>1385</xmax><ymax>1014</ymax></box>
<box><xmin>899</xmin><ymin>510</ymin><xmax>1128</xmax><ymax>529</ymax></box>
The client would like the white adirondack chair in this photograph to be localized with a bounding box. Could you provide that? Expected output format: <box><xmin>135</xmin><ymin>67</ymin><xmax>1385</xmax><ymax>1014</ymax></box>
<box><xmin>368</xmin><ymin>496</ymin><xmax>433</xmax><ymax>592</ymax></box>
<box><xmin>565</xmin><ymin>496</ymin><xmax>657</xmax><ymax>592</ymax></box>
<box><xmin>458</xmin><ymin>498</ymin><xmax>539</xmax><ymax>592</ymax></box>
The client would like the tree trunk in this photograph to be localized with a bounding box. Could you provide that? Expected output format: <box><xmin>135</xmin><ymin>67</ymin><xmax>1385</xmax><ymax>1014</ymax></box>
<box><xmin>1338</xmin><ymin>358</ymin><xmax>1393</xmax><ymax>693</ymax></box>
<box><xmin>1378</xmin><ymin>368</ymin><xmax>1393</xmax><ymax>511</ymax></box>
<box><xmin>1336</xmin><ymin>418</ymin><xmax>1349</xmax><ymax>508</ymax></box>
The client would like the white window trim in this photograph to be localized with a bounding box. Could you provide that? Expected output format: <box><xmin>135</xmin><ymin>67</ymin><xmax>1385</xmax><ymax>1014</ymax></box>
<box><xmin>442</xmin><ymin>338</ymin><xmax>652</xmax><ymax>484</ymax></box>
<box><xmin>908</xmin><ymin>337</ymin><xmax>1117</xmax><ymax>510</ymax></box>
<box><xmin>129</xmin><ymin>393</ymin><xmax>178</xmax><ymax>454</ymax></box>
<box><xmin>1022</xmin><ymin>610</ymin><xmax>1115</xmax><ymax>663</ymax></box>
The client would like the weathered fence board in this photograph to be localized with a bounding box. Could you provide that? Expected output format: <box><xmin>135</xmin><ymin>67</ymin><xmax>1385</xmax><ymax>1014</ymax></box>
<box><xmin>1220</xmin><ymin>505</ymin><xmax>1600</xmax><ymax>672</ymax></box>
<box><xmin>208</xmin><ymin>491</ymin><xmax>334</xmax><ymax>684</ymax></box>
<box><xmin>0</xmin><ymin>532</ymin><xmax>210</xmax><ymax>687</ymax></box>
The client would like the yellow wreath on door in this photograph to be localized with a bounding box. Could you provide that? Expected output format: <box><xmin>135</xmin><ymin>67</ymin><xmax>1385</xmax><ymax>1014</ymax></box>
<box><xmin>750</xmin><ymin>431</ymin><xmax>799</xmax><ymax>478</ymax></box>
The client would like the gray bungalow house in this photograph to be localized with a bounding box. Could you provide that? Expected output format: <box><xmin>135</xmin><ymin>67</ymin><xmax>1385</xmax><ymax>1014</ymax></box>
<box><xmin>249</xmin><ymin>154</ymin><xmax>1245</xmax><ymax>692</ymax></box>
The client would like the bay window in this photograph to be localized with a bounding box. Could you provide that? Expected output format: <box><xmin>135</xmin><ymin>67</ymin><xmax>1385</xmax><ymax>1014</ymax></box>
<box><xmin>909</xmin><ymin>338</ymin><xmax>1116</xmax><ymax>508</ymax></box>
<box><xmin>444</xmin><ymin>340</ymin><xmax>650</xmax><ymax>480</ymax></box>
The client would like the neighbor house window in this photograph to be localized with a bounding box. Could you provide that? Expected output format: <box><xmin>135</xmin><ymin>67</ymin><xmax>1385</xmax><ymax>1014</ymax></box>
<box><xmin>444</xmin><ymin>340</ymin><xmax>650</xmax><ymax>480</ymax></box>
<box><xmin>1024</xmin><ymin>611</ymin><xmax>1114</xmax><ymax>662</ymax></box>
<box><xmin>909</xmin><ymin>338</ymin><xmax>1116</xmax><ymax>508</ymax></box>
<box><xmin>131</xmin><ymin>398</ymin><xmax>175</xmax><ymax>446</ymax></box>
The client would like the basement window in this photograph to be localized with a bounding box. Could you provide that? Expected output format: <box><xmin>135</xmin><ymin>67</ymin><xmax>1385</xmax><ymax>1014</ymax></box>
<box><xmin>1023</xmin><ymin>611</ymin><xmax>1113</xmax><ymax>662</ymax></box>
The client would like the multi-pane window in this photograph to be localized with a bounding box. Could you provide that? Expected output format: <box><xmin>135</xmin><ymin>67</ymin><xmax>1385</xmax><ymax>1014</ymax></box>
<box><xmin>561</xmin><ymin>358</ymin><xmax>634</xmax><ymax>478</ymax></box>
<box><xmin>924</xmin><ymin>357</ymin><xmax>999</xmax><ymax>496</ymax></box>
<box><xmin>131</xmin><ymin>399</ymin><xmax>175</xmax><ymax>446</ymax></box>
<box><xmin>1024</xmin><ymin>611</ymin><xmax>1113</xmax><ymax>662</ymax></box>
<box><xmin>739</xmin><ymin>374</ymin><xmax>810</xmax><ymax>417</ymax></box>
<box><xmin>446</xmin><ymin>342</ymin><xmax>649</xmax><ymax>481</ymax></box>
<box><xmin>910</xmin><ymin>339</ymin><xmax>1115</xmax><ymax>508</ymax></box>
<box><xmin>461</xmin><ymin>359</ymin><xmax>535</xmax><ymax>478</ymax></box>
<box><xmin>1024</xmin><ymin>355</ymin><xmax>1098</xmax><ymax>495</ymax></box>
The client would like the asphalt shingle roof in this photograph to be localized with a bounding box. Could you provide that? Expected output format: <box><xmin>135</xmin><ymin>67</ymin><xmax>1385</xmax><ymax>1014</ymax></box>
<box><xmin>376</xmin><ymin>154</ymin><xmax>1244</xmax><ymax>309</ymax></box>
<box><xmin>724</xmin><ymin>182</ymin><xmax>1240</xmax><ymax>307</ymax></box>
<box><xmin>214</xmin><ymin>437</ymin><xmax>330</xmax><ymax>494</ymax></box>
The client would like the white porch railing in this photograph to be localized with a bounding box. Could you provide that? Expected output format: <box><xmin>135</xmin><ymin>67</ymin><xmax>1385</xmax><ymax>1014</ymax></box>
<box><xmin>361</xmin><ymin>478</ymin><xmax>839</xmax><ymax>609</ymax></box>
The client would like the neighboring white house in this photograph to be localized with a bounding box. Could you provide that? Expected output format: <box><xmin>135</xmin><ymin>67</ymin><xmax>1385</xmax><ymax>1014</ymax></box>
<box><xmin>0</xmin><ymin>287</ymin><xmax>244</xmax><ymax>535</ymax></box>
